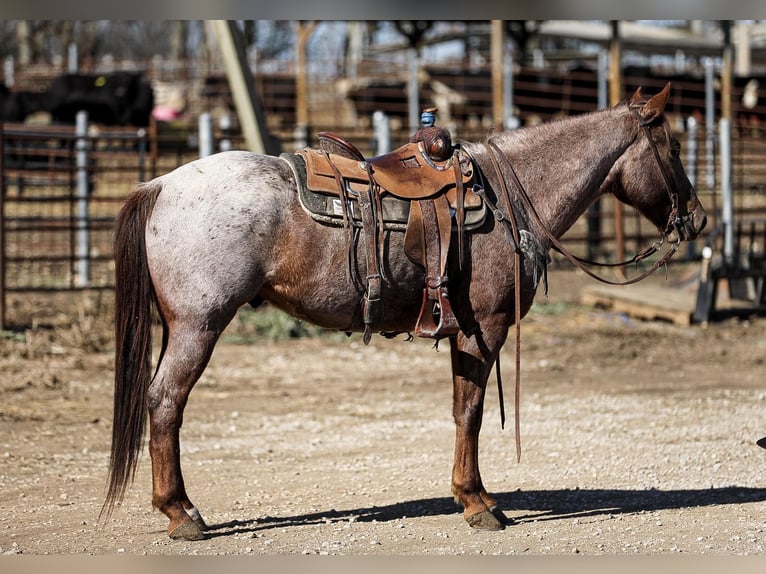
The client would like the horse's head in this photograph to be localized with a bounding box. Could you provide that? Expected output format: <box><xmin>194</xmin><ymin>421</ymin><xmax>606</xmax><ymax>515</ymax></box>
<box><xmin>616</xmin><ymin>83</ymin><xmax>707</xmax><ymax>243</ymax></box>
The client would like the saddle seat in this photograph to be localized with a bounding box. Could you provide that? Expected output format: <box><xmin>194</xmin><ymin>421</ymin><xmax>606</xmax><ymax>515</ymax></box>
<box><xmin>289</xmin><ymin>118</ymin><xmax>483</xmax><ymax>341</ymax></box>
<box><xmin>304</xmin><ymin>137</ymin><xmax>477</xmax><ymax>204</ymax></box>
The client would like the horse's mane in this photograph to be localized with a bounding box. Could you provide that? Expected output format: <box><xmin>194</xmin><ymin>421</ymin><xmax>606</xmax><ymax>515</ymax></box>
<box><xmin>486</xmin><ymin>103</ymin><xmax>629</xmax><ymax>150</ymax></box>
<box><xmin>481</xmin><ymin>97</ymin><xmax>655</xmax><ymax>163</ymax></box>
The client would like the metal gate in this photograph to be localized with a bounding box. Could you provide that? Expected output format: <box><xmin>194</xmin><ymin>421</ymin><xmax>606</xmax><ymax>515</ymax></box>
<box><xmin>0</xmin><ymin>114</ymin><xmax>150</xmax><ymax>329</ymax></box>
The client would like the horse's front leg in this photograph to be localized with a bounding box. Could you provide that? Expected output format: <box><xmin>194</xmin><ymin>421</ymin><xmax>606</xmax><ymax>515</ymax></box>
<box><xmin>450</xmin><ymin>329</ymin><xmax>510</xmax><ymax>530</ymax></box>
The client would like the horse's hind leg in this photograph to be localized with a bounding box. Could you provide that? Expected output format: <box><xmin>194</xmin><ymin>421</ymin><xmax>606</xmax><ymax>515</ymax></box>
<box><xmin>450</xmin><ymin>329</ymin><xmax>510</xmax><ymax>531</ymax></box>
<box><xmin>146</xmin><ymin>319</ymin><xmax>222</xmax><ymax>541</ymax></box>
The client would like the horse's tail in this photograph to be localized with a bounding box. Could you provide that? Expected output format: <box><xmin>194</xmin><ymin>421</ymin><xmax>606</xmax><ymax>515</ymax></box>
<box><xmin>100</xmin><ymin>181</ymin><xmax>163</xmax><ymax>523</ymax></box>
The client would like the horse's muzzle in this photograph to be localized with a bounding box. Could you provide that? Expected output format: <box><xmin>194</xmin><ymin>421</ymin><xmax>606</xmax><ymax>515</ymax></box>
<box><xmin>685</xmin><ymin>206</ymin><xmax>708</xmax><ymax>241</ymax></box>
<box><xmin>670</xmin><ymin>206</ymin><xmax>707</xmax><ymax>242</ymax></box>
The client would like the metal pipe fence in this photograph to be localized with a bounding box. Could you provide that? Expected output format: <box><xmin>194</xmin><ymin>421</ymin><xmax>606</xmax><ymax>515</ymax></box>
<box><xmin>3</xmin><ymin>111</ymin><xmax>766</xmax><ymax>329</ymax></box>
<box><xmin>0</xmin><ymin>120</ymin><xmax>151</xmax><ymax>327</ymax></box>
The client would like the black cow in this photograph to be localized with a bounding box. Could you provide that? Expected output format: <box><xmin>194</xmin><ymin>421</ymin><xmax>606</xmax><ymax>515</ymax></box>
<box><xmin>45</xmin><ymin>71</ymin><xmax>154</xmax><ymax>127</ymax></box>
<box><xmin>0</xmin><ymin>84</ymin><xmax>48</xmax><ymax>122</ymax></box>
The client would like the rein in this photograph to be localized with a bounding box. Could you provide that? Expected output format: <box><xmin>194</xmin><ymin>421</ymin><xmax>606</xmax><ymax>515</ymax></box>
<box><xmin>476</xmin><ymin>110</ymin><xmax>685</xmax><ymax>463</ymax></box>
<box><xmin>483</xmin><ymin>142</ymin><xmax>523</xmax><ymax>464</ymax></box>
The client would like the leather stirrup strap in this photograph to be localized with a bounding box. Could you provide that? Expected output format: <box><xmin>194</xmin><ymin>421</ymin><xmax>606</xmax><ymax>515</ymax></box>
<box><xmin>357</xmin><ymin>185</ymin><xmax>382</xmax><ymax>345</ymax></box>
<box><xmin>414</xmin><ymin>198</ymin><xmax>459</xmax><ymax>338</ymax></box>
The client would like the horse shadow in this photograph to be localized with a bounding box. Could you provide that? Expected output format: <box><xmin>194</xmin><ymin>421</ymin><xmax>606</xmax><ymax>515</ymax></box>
<box><xmin>202</xmin><ymin>485</ymin><xmax>766</xmax><ymax>538</ymax></box>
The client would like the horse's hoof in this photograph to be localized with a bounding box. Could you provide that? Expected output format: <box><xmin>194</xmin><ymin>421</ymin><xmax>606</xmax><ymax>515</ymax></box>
<box><xmin>187</xmin><ymin>507</ymin><xmax>208</xmax><ymax>531</ymax></box>
<box><xmin>488</xmin><ymin>505</ymin><xmax>514</xmax><ymax>526</ymax></box>
<box><xmin>192</xmin><ymin>515</ymin><xmax>209</xmax><ymax>531</ymax></box>
<box><xmin>168</xmin><ymin>520</ymin><xmax>206</xmax><ymax>541</ymax></box>
<box><xmin>466</xmin><ymin>509</ymin><xmax>505</xmax><ymax>531</ymax></box>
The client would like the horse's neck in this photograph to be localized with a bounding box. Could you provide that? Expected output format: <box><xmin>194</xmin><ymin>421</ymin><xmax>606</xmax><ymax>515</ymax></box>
<box><xmin>494</xmin><ymin>108</ymin><xmax>633</xmax><ymax>240</ymax></box>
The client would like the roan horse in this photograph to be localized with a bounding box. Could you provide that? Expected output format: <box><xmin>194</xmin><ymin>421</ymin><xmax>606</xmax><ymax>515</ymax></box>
<box><xmin>102</xmin><ymin>84</ymin><xmax>706</xmax><ymax>540</ymax></box>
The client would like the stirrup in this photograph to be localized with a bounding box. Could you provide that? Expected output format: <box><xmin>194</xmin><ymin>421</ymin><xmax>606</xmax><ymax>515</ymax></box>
<box><xmin>415</xmin><ymin>286</ymin><xmax>459</xmax><ymax>339</ymax></box>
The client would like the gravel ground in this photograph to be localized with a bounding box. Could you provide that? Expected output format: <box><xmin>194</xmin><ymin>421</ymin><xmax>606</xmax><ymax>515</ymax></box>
<box><xmin>1</xmin><ymin>268</ymin><xmax>765</xmax><ymax>556</ymax></box>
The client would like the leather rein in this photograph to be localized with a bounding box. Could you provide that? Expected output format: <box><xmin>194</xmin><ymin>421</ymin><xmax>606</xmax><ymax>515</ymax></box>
<box><xmin>475</xmin><ymin>108</ymin><xmax>686</xmax><ymax>463</ymax></box>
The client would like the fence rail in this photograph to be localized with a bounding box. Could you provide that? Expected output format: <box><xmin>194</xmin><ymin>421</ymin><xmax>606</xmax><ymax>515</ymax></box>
<box><xmin>0</xmin><ymin>118</ymin><xmax>154</xmax><ymax>327</ymax></box>
<box><xmin>3</xmin><ymin>111</ymin><xmax>766</xmax><ymax>329</ymax></box>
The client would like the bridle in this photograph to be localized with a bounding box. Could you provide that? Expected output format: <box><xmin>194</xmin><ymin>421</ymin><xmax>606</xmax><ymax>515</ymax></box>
<box><xmin>472</xmin><ymin>106</ymin><xmax>690</xmax><ymax>463</ymax></box>
<box><xmin>629</xmin><ymin>105</ymin><xmax>686</xmax><ymax>242</ymax></box>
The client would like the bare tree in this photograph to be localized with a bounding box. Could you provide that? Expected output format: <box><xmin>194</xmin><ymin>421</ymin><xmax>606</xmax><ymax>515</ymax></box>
<box><xmin>249</xmin><ymin>20</ymin><xmax>294</xmax><ymax>60</ymax></box>
<box><xmin>393</xmin><ymin>20</ymin><xmax>434</xmax><ymax>50</ymax></box>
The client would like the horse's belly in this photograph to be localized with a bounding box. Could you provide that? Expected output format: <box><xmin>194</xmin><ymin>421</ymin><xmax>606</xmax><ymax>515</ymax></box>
<box><xmin>261</xmin><ymin>225</ymin><xmax>426</xmax><ymax>333</ymax></box>
<box><xmin>261</xmin><ymin>269</ymin><xmax>425</xmax><ymax>333</ymax></box>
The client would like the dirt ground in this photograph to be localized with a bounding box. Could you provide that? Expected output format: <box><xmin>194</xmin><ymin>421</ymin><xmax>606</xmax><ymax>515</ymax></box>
<box><xmin>1</xmin><ymin>266</ymin><xmax>765</xmax><ymax>556</ymax></box>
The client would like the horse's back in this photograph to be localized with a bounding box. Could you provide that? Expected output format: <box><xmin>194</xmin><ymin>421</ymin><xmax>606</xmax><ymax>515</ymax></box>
<box><xmin>157</xmin><ymin>150</ymin><xmax>294</xmax><ymax>204</ymax></box>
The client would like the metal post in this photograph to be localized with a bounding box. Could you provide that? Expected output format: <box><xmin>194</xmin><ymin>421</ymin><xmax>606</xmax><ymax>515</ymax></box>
<box><xmin>720</xmin><ymin>22</ymin><xmax>734</xmax><ymax>262</ymax></box>
<box><xmin>372</xmin><ymin>110</ymin><xmax>391</xmax><ymax>155</ymax></box>
<box><xmin>720</xmin><ymin>117</ymin><xmax>734</xmax><ymax>262</ymax></box>
<box><xmin>198</xmin><ymin>112</ymin><xmax>214</xmax><ymax>158</ymax></box>
<box><xmin>597</xmin><ymin>49</ymin><xmax>608</xmax><ymax>110</ymax></box>
<box><xmin>686</xmin><ymin>116</ymin><xmax>698</xmax><ymax>189</ymax></box>
<box><xmin>68</xmin><ymin>42</ymin><xmax>78</xmax><ymax>73</ymax></box>
<box><xmin>721</xmin><ymin>21</ymin><xmax>733</xmax><ymax>124</ymax></box>
<box><xmin>136</xmin><ymin>128</ymin><xmax>147</xmax><ymax>182</ymax></box>
<box><xmin>75</xmin><ymin>111</ymin><xmax>90</xmax><ymax>288</ymax></box>
<box><xmin>3</xmin><ymin>56</ymin><xmax>13</xmax><ymax>88</ymax></box>
<box><xmin>503</xmin><ymin>43</ymin><xmax>518</xmax><ymax>130</ymax></box>
<box><xmin>219</xmin><ymin>113</ymin><xmax>232</xmax><ymax>152</ymax></box>
<box><xmin>292</xmin><ymin>124</ymin><xmax>308</xmax><ymax>150</ymax></box>
<box><xmin>686</xmin><ymin>116</ymin><xmax>699</xmax><ymax>259</ymax></box>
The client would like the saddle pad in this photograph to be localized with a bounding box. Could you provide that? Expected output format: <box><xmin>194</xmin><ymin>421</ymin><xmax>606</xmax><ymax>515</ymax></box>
<box><xmin>280</xmin><ymin>152</ymin><xmax>487</xmax><ymax>231</ymax></box>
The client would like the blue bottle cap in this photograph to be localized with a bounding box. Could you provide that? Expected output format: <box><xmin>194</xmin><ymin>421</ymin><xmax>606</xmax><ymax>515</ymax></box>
<box><xmin>420</xmin><ymin>108</ymin><xmax>437</xmax><ymax>127</ymax></box>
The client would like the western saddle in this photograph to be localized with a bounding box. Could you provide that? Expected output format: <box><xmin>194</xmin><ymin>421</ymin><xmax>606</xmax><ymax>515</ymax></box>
<box><xmin>281</xmin><ymin>109</ymin><xmax>486</xmax><ymax>343</ymax></box>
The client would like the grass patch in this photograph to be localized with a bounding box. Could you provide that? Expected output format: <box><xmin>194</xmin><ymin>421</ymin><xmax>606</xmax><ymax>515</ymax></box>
<box><xmin>528</xmin><ymin>300</ymin><xmax>583</xmax><ymax>316</ymax></box>
<box><xmin>0</xmin><ymin>329</ymin><xmax>26</xmax><ymax>343</ymax></box>
<box><xmin>222</xmin><ymin>304</ymin><xmax>346</xmax><ymax>344</ymax></box>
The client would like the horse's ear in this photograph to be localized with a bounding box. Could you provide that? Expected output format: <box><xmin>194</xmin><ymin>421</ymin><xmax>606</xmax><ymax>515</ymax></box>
<box><xmin>629</xmin><ymin>86</ymin><xmax>644</xmax><ymax>106</ymax></box>
<box><xmin>639</xmin><ymin>82</ymin><xmax>671</xmax><ymax>122</ymax></box>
